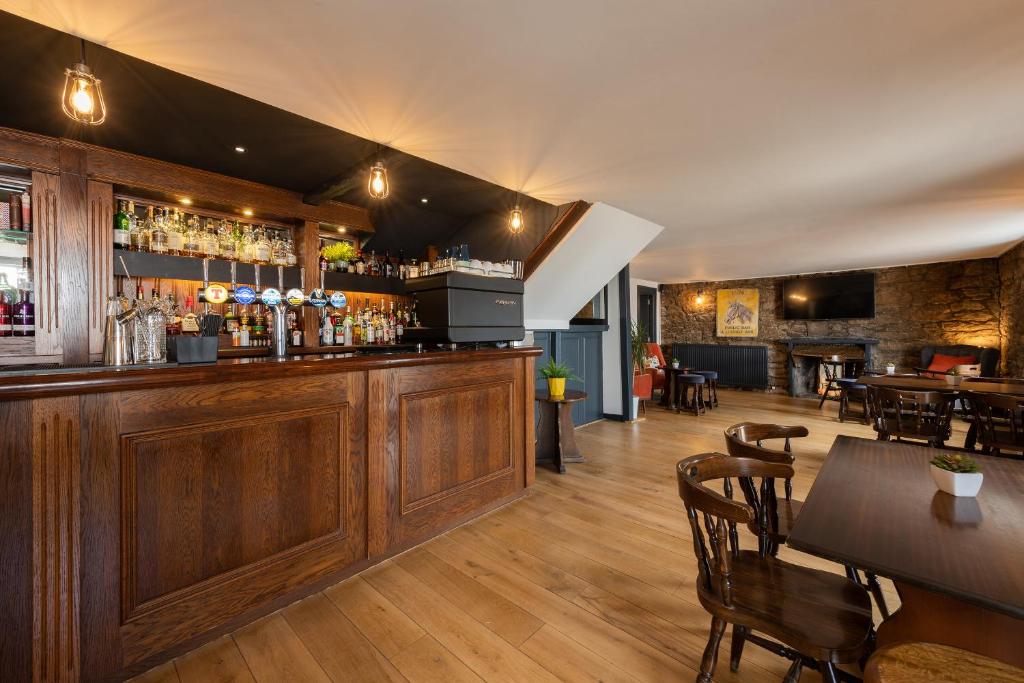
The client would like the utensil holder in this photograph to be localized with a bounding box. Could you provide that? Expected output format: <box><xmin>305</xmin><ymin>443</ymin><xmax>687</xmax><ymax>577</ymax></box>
<box><xmin>167</xmin><ymin>336</ymin><xmax>218</xmax><ymax>364</ymax></box>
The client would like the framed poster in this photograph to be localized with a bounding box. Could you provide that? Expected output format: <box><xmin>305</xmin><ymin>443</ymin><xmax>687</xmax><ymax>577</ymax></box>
<box><xmin>716</xmin><ymin>288</ymin><xmax>759</xmax><ymax>337</ymax></box>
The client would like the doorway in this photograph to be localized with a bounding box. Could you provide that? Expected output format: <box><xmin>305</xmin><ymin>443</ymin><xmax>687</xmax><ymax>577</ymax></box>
<box><xmin>637</xmin><ymin>286</ymin><xmax>657</xmax><ymax>342</ymax></box>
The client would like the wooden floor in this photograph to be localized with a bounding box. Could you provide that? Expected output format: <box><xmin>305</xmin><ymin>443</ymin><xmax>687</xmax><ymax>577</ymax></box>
<box><xmin>132</xmin><ymin>390</ymin><xmax>943</xmax><ymax>683</ymax></box>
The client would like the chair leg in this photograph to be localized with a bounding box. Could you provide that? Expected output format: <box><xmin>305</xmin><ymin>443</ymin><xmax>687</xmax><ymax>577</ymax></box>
<box><xmin>698</xmin><ymin>617</ymin><xmax>727</xmax><ymax>683</ymax></box>
<box><xmin>782</xmin><ymin>658</ymin><xmax>803</xmax><ymax>683</ymax></box>
<box><xmin>838</xmin><ymin>389</ymin><xmax>847</xmax><ymax>422</ymax></box>
<box><xmin>713</xmin><ymin>380</ymin><xmax>719</xmax><ymax>406</ymax></box>
<box><xmin>865</xmin><ymin>572</ymin><xmax>890</xmax><ymax>618</ymax></box>
<box><xmin>862</xmin><ymin>394</ymin><xmax>870</xmax><ymax>425</ymax></box>
<box><xmin>728</xmin><ymin>624</ymin><xmax>747</xmax><ymax>672</ymax></box>
<box><xmin>819</xmin><ymin>661</ymin><xmax>838</xmax><ymax>683</ymax></box>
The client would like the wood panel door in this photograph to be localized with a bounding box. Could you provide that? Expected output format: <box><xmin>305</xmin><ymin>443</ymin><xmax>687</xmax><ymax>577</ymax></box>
<box><xmin>78</xmin><ymin>373</ymin><xmax>368</xmax><ymax>678</ymax></box>
<box><xmin>367</xmin><ymin>358</ymin><xmax>528</xmax><ymax>557</ymax></box>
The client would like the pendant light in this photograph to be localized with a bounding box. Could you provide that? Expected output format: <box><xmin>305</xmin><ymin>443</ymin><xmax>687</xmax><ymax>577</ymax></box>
<box><xmin>367</xmin><ymin>145</ymin><xmax>389</xmax><ymax>199</ymax></box>
<box><xmin>509</xmin><ymin>192</ymin><xmax>525</xmax><ymax>234</ymax></box>
<box><xmin>62</xmin><ymin>38</ymin><xmax>106</xmax><ymax>125</ymax></box>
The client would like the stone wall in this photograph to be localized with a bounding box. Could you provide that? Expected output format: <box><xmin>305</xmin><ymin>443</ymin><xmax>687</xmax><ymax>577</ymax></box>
<box><xmin>660</xmin><ymin>260</ymin><xmax>1002</xmax><ymax>393</ymax></box>
<box><xmin>999</xmin><ymin>241</ymin><xmax>1024</xmax><ymax>377</ymax></box>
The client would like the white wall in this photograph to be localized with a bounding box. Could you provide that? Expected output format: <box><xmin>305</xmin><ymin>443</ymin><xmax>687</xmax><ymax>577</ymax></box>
<box><xmin>524</xmin><ymin>202</ymin><xmax>664</xmax><ymax>330</ymax></box>
<box><xmin>630</xmin><ymin>277</ymin><xmax>661</xmax><ymax>342</ymax></box>
<box><xmin>602</xmin><ymin>274</ymin><xmax>623</xmax><ymax>416</ymax></box>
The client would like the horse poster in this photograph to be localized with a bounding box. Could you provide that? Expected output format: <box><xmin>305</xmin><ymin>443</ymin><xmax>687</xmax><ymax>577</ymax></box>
<box><xmin>716</xmin><ymin>288</ymin><xmax>759</xmax><ymax>337</ymax></box>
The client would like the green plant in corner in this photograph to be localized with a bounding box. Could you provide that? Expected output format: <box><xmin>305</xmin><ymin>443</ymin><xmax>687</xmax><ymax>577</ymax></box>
<box><xmin>630</xmin><ymin>320</ymin><xmax>649</xmax><ymax>372</ymax></box>
<box><xmin>538</xmin><ymin>358</ymin><xmax>581</xmax><ymax>381</ymax></box>
<box><xmin>930</xmin><ymin>453</ymin><xmax>980</xmax><ymax>474</ymax></box>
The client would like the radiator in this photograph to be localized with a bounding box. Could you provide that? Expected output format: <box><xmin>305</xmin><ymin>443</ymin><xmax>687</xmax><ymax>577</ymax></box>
<box><xmin>670</xmin><ymin>343</ymin><xmax>769</xmax><ymax>390</ymax></box>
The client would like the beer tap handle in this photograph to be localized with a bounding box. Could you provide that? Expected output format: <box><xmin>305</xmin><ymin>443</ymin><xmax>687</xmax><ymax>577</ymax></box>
<box><xmin>254</xmin><ymin>264</ymin><xmax>261</xmax><ymax>293</ymax></box>
<box><xmin>277</xmin><ymin>265</ymin><xmax>284</xmax><ymax>291</ymax></box>
<box><xmin>202</xmin><ymin>258</ymin><xmax>211</xmax><ymax>314</ymax></box>
<box><xmin>299</xmin><ymin>266</ymin><xmax>305</xmax><ymax>292</ymax></box>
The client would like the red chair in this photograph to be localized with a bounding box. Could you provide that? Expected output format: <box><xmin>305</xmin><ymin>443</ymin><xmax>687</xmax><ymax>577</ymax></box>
<box><xmin>644</xmin><ymin>342</ymin><xmax>667</xmax><ymax>394</ymax></box>
<box><xmin>633</xmin><ymin>372</ymin><xmax>653</xmax><ymax>416</ymax></box>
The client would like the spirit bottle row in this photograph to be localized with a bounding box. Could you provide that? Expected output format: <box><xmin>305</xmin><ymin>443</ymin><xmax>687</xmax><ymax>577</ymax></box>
<box><xmin>321</xmin><ymin>248</ymin><xmax>420</xmax><ymax>280</ymax></box>
<box><xmin>114</xmin><ymin>201</ymin><xmax>298</xmax><ymax>266</ymax></box>
<box><xmin>320</xmin><ymin>298</ymin><xmax>417</xmax><ymax>346</ymax></box>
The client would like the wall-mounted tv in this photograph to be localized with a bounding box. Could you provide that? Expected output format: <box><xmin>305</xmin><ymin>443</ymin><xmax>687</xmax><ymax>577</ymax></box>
<box><xmin>782</xmin><ymin>272</ymin><xmax>875</xmax><ymax>320</ymax></box>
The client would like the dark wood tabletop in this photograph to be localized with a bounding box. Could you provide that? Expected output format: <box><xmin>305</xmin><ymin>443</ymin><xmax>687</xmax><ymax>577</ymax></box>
<box><xmin>858</xmin><ymin>375</ymin><xmax>1024</xmax><ymax>395</ymax></box>
<box><xmin>535</xmin><ymin>389</ymin><xmax>587</xmax><ymax>403</ymax></box>
<box><xmin>787</xmin><ymin>435</ymin><xmax>1024</xmax><ymax>619</ymax></box>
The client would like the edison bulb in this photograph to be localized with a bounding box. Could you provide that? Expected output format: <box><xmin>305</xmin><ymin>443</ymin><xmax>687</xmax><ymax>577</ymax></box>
<box><xmin>71</xmin><ymin>80</ymin><xmax>94</xmax><ymax>114</ymax></box>
<box><xmin>509</xmin><ymin>206</ymin><xmax>525</xmax><ymax>234</ymax></box>
<box><xmin>368</xmin><ymin>161</ymin><xmax>389</xmax><ymax>199</ymax></box>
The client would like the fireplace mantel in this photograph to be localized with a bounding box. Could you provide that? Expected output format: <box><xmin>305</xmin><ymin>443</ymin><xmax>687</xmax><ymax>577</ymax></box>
<box><xmin>778</xmin><ymin>337</ymin><xmax>880</xmax><ymax>397</ymax></box>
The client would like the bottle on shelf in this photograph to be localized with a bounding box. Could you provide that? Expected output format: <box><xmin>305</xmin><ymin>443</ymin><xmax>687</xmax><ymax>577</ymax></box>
<box><xmin>285</xmin><ymin>237</ymin><xmax>298</xmax><ymax>267</ymax></box>
<box><xmin>219</xmin><ymin>220</ymin><xmax>237</xmax><ymax>261</ymax></box>
<box><xmin>181</xmin><ymin>296</ymin><xmax>200</xmax><ymax>335</ymax></box>
<box><xmin>166</xmin><ymin>209</ymin><xmax>184</xmax><ymax>255</ymax></box>
<box><xmin>382</xmin><ymin>250</ymin><xmax>393</xmax><ymax>278</ymax></box>
<box><xmin>10</xmin><ymin>192</ymin><xmax>22</xmax><ymax>230</ymax></box>
<box><xmin>114</xmin><ymin>200</ymin><xmax>131</xmax><ymax>249</ymax></box>
<box><xmin>0</xmin><ymin>290</ymin><xmax>11</xmax><ymax>337</ymax></box>
<box><xmin>164</xmin><ymin>294</ymin><xmax>181</xmax><ymax>336</ymax></box>
<box><xmin>397</xmin><ymin>250</ymin><xmax>406</xmax><ymax>279</ymax></box>
<box><xmin>20</xmin><ymin>191</ymin><xmax>31</xmax><ymax>232</ymax></box>
<box><xmin>255</xmin><ymin>226</ymin><xmax>272</xmax><ymax>265</ymax></box>
<box><xmin>354</xmin><ymin>250</ymin><xmax>366</xmax><ymax>275</ymax></box>
<box><xmin>369</xmin><ymin>251</ymin><xmax>380</xmax><ymax>277</ymax></box>
<box><xmin>321</xmin><ymin>310</ymin><xmax>335</xmax><ymax>345</ymax></box>
<box><xmin>202</xmin><ymin>219</ymin><xmax>220</xmax><ymax>257</ymax></box>
<box><xmin>150</xmin><ymin>209</ymin><xmax>169</xmax><ymax>255</ymax></box>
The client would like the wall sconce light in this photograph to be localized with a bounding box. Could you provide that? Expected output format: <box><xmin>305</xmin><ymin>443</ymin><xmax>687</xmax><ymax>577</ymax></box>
<box><xmin>695</xmin><ymin>290</ymin><xmax>706</xmax><ymax>306</ymax></box>
<box><xmin>62</xmin><ymin>38</ymin><xmax>106</xmax><ymax>125</ymax></box>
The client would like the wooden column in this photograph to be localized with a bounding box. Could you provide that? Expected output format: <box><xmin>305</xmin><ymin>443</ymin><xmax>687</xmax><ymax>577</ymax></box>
<box><xmin>32</xmin><ymin>396</ymin><xmax>81</xmax><ymax>683</ymax></box>
<box><xmin>86</xmin><ymin>182</ymin><xmax>113</xmax><ymax>357</ymax></box>
<box><xmin>56</xmin><ymin>145</ymin><xmax>90</xmax><ymax>365</ymax></box>
<box><xmin>298</xmin><ymin>220</ymin><xmax>321</xmax><ymax>347</ymax></box>
<box><xmin>31</xmin><ymin>172</ymin><xmax>61</xmax><ymax>358</ymax></box>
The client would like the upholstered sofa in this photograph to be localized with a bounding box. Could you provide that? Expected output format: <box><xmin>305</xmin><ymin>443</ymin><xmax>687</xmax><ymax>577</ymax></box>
<box><xmin>919</xmin><ymin>345</ymin><xmax>999</xmax><ymax>378</ymax></box>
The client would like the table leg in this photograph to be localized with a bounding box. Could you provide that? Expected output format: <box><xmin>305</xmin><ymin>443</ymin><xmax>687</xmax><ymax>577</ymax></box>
<box><xmin>877</xmin><ymin>581</ymin><xmax>1024</xmax><ymax>668</ymax></box>
<box><xmin>558</xmin><ymin>403</ymin><xmax>585</xmax><ymax>467</ymax></box>
<box><xmin>658</xmin><ymin>372</ymin><xmax>670</xmax><ymax>407</ymax></box>
<box><xmin>535</xmin><ymin>402</ymin><xmax>563</xmax><ymax>473</ymax></box>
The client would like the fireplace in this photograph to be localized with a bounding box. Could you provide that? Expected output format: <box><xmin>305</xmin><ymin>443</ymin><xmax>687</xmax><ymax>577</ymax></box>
<box><xmin>780</xmin><ymin>338</ymin><xmax>879</xmax><ymax>398</ymax></box>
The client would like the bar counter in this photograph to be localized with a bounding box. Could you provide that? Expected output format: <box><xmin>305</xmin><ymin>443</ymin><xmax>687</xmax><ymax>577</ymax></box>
<box><xmin>0</xmin><ymin>346</ymin><xmax>540</xmax><ymax>682</ymax></box>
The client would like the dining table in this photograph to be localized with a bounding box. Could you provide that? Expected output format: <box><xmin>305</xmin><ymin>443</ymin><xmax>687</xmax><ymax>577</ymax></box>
<box><xmin>787</xmin><ymin>435</ymin><xmax>1024</xmax><ymax>668</ymax></box>
<box><xmin>858</xmin><ymin>374</ymin><xmax>1024</xmax><ymax>396</ymax></box>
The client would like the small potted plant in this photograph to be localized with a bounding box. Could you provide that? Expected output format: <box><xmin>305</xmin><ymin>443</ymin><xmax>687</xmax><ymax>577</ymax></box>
<box><xmin>539</xmin><ymin>358</ymin><xmax>580</xmax><ymax>397</ymax></box>
<box><xmin>930</xmin><ymin>453</ymin><xmax>983</xmax><ymax>497</ymax></box>
<box><xmin>945</xmin><ymin>365</ymin><xmax>962</xmax><ymax>386</ymax></box>
<box><xmin>321</xmin><ymin>242</ymin><xmax>356</xmax><ymax>272</ymax></box>
<box><xmin>885</xmin><ymin>362</ymin><xmax>896</xmax><ymax>375</ymax></box>
<box><xmin>671</xmin><ymin>357</ymin><xmax>680</xmax><ymax>369</ymax></box>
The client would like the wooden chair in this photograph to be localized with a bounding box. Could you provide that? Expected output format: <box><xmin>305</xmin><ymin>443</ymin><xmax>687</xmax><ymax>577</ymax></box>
<box><xmin>865</xmin><ymin>642</ymin><xmax>1024</xmax><ymax>682</ymax></box>
<box><xmin>963</xmin><ymin>391</ymin><xmax>1024</xmax><ymax>457</ymax></box>
<box><xmin>676</xmin><ymin>453</ymin><xmax>873</xmax><ymax>683</ymax></box>
<box><xmin>723</xmin><ymin>423</ymin><xmax>808</xmax><ymax>555</ymax></box>
<box><xmin>837</xmin><ymin>378</ymin><xmax>870</xmax><ymax>424</ymax></box>
<box><xmin>867</xmin><ymin>386</ymin><xmax>955</xmax><ymax>447</ymax></box>
<box><xmin>725</xmin><ymin>422</ymin><xmax>889</xmax><ymax>640</ymax></box>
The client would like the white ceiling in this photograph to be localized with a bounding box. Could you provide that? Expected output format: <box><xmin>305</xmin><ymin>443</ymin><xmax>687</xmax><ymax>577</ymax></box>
<box><xmin>7</xmin><ymin>0</ymin><xmax>1024</xmax><ymax>282</ymax></box>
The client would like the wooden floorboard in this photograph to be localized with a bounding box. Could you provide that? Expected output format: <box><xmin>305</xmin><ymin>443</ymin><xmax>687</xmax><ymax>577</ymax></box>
<box><xmin>136</xmin><ymin>389</ymin><xmax>931</xmax><ymax>682</ymax></box>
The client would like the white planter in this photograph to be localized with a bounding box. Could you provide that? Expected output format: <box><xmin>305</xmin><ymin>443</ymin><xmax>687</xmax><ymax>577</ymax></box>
<box><xmin>944</xmin><ymin>374</ymin><xmax>962</xmax><ymax>386</ymax></box>
<box><xmin>631</xmin><ymin>396</ymin><xmax>640</xmax><ymax>419</ymax></box>
<box><xmin>671</xmin><ymin>362</ymin><xmax>680</xmax><ymax>369</ymax></box>
<box><xmin>930</xmin><ymin>465</ymin><xmax>983</xmax><ymax>497</ymax></box>
<box><xmin>886</xmin><ymin>365</ymin><xmax>896</xmax><ymax>375</ymax></box>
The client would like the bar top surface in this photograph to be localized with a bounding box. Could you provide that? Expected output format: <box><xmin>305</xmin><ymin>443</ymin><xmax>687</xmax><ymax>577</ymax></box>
<box><xmin>0</xmin><ymin>346</ymin><xmax>542</xmax><ymax>400</ymax></box>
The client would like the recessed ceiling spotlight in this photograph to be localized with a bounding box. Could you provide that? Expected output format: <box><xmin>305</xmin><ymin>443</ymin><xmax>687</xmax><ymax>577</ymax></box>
<box><xmin>180</xmin><ymin>197</ymin><xmax>193</xmax><ymax>205</ymax></box>
<box><xmin>420</xmin><ymin>198</ymin><xmax>429</xmax><ymax>204</ymax></box>
<box><xmin>338</xmin><ymin>227</ymin><xmax>346</xmax><ymax>233</ymax></box>
<box><xmin>242</xmin><ymin>208</ymin><xmax>253</xmax><ymax>217</ymax></box>
<box><xmin>234</xmin><ymin>145</ymin><xmax>246</xmax><ymax>153</ymax></box>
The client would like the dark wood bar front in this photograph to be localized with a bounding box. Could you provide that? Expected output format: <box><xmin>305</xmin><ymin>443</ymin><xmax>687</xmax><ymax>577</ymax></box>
<box><xmin>0</xmin><ymin>347</ymin><xmax>538</xmax><ymax>682</ymax></box>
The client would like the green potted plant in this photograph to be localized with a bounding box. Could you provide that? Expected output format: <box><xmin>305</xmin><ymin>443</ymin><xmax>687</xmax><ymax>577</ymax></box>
<box><xmin>321</xmin><ymin>242</ymin><xmax>356</xmax><ymax>271</ymax></box>
<box><xmin>671</xmin><ymin>357</ymin><xmax>680</xmax><ymax>369</ymax></box>
<box><xmin>945</xmin><ymin>365</ymin><xmax>963</xmax><ymax>386</ymax></box>
<box><xmin>630</xmin><ymin>321</ymin><xmax>648</xmax><ymax>373</ymax></box>
<box><xmin>539</xmin><ymin>358</ymin><xmax>580</xmax><ymax>397</ymax></box>
<box><xmin>885</xmin><ymin>361</ymin><xmax>896</xmax><ymax>375</ymax></box>
<box><xmin>930</xmin><ymin>453</ymin><xmax>983</xmax><ymax>497</ymax></box>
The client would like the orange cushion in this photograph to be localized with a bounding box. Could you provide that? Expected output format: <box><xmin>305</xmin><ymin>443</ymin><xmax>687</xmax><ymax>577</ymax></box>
<box><xmin>927</xmin><ymin>353</ymin><xmax>977</xmax><ymax>373</ymax></box>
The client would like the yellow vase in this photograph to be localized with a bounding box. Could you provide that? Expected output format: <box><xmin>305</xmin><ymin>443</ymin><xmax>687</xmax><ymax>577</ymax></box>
<box><xmin>548</xmin><ymin>377</ymin><xmax>566</xmax><ymax>397</ymax></box>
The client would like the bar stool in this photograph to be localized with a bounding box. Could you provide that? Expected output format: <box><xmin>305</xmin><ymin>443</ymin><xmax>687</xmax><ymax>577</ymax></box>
<box><xmin>674</xmin><ymin>373</ymin><xmax>706</xmax><ymax>416</ymax></box>
<box><xmin>693</xmin><ymin>370</ymin><xmax>719</xmax><ymax>408</ymax></box>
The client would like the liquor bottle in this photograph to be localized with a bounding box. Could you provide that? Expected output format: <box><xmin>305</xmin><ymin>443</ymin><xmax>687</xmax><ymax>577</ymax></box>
<box><xmin>224</xmin><ymin>304</ymin><xmax>239</xmax><ymax>335</ymax></box>
<box><xmin>369</xmin><ymin>251</ymin><xmax>380</xmax><ymax>277</ymax></box>
<box><xmin>342</xmin><ymin>307</ymin><xmax>354</xmax><ymax>346</ymax></box>
<box><xmin>285</xmin><ymin>238</ymin><xmax>298</xmax><ymax>267</ymax></box>
<box><xmin>20</xmin><ymin>191</ymin><xmax>31</xmax><ymax>232</ymax></box>
<box><xmin>397</xmin><ymin>250</ymin><xmax>407</xmax><ymax>279</ymax></box>
<box><xmin>10</xmin><ymin>192</ymin><xmax>22</xmax><ymax>230</ymax></box>
<box><xmin>219</xmin><ymin>220</ymin><xmax>237</xmax><ymax>261</ymax></box>
<box><xmin>182</xmin><ymin>215</ymin><xmax>201</xmax><ymax>257</ymax></box>
<box><xmin>164</xmin><ymin>294</ymin><xmax>182</xmax><ymax>336</ymax></box>
<box><xmin>12</xmin><ymin>290</ymin><xmax>34</xmax><ymax>337</ymax></box>
<box><xmin>319</xmin><ymin>251</ymin><xmax>328</xmax><ymax>271</ymax></box>
<box><xmin>354</xmin><ymin>250</ymin><xmax>365</xmax><ymax>275</ymax></box>
<box><xmin>113</xmin><ymin>200</ymin><xmax>131</xmax><ymax>249</ymax></box>
<box><xmin>239</xmin><ymin>308</ymin><xmax>251</xmax><ymax>347</ymax></box>
<box><xmin>255</xmin><ymin>227</ymin><xmax>272</xmax><ymax>265</ymax></box>
<box><xmin>150</xmin><ymin>209</ymin><xmax>169</xmax><ymax>254</ymax></box>
<box><xmin>132</xmin><ymin>206</ymin><xmax>154</xmax><ymax>252</ymax></box>
<box><xmin>321</xmin><ymin>311</ymin><xmax>334</xmax><ymax>345</ymax></box>
<box><xmin>202</xmin><ymin>220</ymin><xmax>220</xmax><ymax>258</ymax></box>
<box><xmin>0</xmin><ymin>291</ymin><xmax>10</xmax><ymax>337</ymax></box>
<box><xmin>166</xmin><ymin>209</ymin><xmax>184</xmax><ymax>255</ymax></box>
<box><xmin>271</xmin><ymin>235</ymin><xmax>288</xmax><ymax>266</ymax></box>
<box><xmin>382</xmin><ymin>250</ymin><xmax>393</xmax><ymax>278</ymax></box>
<box><xmin>181</xmin><ymin>296</ymin><xmax>200</xmax><ymax>335</ymax></box>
